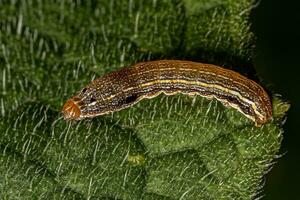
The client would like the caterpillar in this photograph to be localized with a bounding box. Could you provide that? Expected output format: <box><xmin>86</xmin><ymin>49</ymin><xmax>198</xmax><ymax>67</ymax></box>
<box><xmin>62</xmin><ymin>60</ymin><xmax>272</xmax><ymax>127</ymax></box>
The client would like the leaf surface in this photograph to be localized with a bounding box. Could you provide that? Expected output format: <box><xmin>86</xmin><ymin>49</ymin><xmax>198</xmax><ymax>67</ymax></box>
<box><xmin>0</xmin><ymin>1</ymin><xmax>289</xmax><ymax>199</ymax></box>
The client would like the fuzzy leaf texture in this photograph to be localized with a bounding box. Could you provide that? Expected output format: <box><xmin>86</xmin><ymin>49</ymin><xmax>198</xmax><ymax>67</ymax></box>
<box><xmin>0</xmin><ymin>0</ymin><xmax>289</xmax><ymax>200</ymax></box>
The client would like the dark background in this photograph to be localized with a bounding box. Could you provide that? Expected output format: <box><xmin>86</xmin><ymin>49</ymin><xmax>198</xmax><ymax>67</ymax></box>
<box><xmin>251</xmin><ymin>0</ymin><xmax>300</xmax><ymax>199</ymax></box>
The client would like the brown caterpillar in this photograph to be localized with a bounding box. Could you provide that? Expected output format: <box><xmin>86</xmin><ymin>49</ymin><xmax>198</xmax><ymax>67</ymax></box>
<box><xmin>62</xmin><ymin>60</ymin><xmax>272</xmax><ymax>127</ymax></box>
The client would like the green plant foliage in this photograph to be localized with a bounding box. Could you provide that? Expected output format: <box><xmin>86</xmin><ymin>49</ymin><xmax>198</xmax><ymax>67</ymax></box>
<box><xmin>0</xmin><ymin>0</ymin><xmax>289</xmax><ymax>199</ymax></box>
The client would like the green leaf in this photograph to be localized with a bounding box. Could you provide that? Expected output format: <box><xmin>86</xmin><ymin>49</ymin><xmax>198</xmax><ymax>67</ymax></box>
<box><xmin>0</xmin><ymin>0</ymin><xmax>289</xmax><ymax>199</ymax></box>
